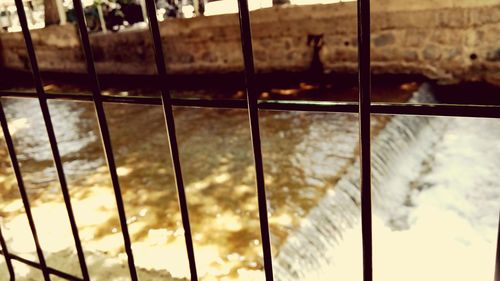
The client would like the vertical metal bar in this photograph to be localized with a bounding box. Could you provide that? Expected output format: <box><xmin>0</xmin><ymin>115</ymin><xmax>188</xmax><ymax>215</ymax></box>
<box><xmin>13</xmin><ymin>1</ymin><xmax>90</xmax><ymax>279</ymax></box>
<box><xmin>143</xmin><ymin>1</ymin><xmax>198</xmax><ymax>280</ymax></box>
<box><xmin>71</xmin><ymin>1</ymin><xmax>137</xmax><ymax>279</ymax></box>
<box><xmin>0</xmin><ymin>221</ymin><xmax>15</xmax><ymax>279</ymax></box>
<box><xmin>495</xmin><ymin>212</ymin><xmax>499</xmax><ymax>281</ymax></box>
<box><xmin>357</xmin><ymin>0</ymin><xmax>373</xmax><ymax>279</ymax></box>
<box><xmin>0</xmin><ymin>100</ymin><xmax>50</xmax><ymax>281</ymax></box>
<box><xmin>235</xmin><ymin>1</ymin><xmax>274</xmax><ymax>280</ymax></box>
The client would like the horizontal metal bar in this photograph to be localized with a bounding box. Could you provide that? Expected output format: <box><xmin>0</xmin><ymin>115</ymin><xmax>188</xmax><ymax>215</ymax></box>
<box><xmin>258</xmin><ymin>100</ymin><xmax>358</xmax><ymax>113</ymax></box>
<box><xmin>0</xmin><ymin>250</ymin><xmax>84</xmax><ymax>281</ymax></box>
<box><xmin>260</xmin><ymin>100</ymin><xmax>500</xmax><ymax>119</ymax></box>
<box><xmin>370</xmin><ymin>103</ymin><xmax>500</xmax><ymax>118</ymax></box>
<box><xmin>172</xmin><ymin>98</ymin><xmax>246</xmax><ymax>109</ymax></box>
<box><xmin>0</xmin><ymin>90</ymin><xmax>162</xmax><ymax>105</ymax></box>
<box><xmin>2</xmin><ymin>90</ymin><xmax>500</xmax><ymax>118</ymax></box>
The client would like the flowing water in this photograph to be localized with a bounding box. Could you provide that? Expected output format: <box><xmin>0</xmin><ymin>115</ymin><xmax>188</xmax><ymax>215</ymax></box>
<box><xmin>274</xmin><ymin>87</ymin><xmax>445</xmax><ymax>280</ymax></box>
<box><xmin>0</xmin><ymin>82</ymin><xmax>498</xmax><ymax>280</ymax></box>
<box><xmin>0</xmin><ymin>90</ymin><xmax>383</xmax><ymax>280</ymax></box>
<box><xmin>274</xmin><ymin>85</ymin><xmax>500</xmax><ymax>281</ymax></box>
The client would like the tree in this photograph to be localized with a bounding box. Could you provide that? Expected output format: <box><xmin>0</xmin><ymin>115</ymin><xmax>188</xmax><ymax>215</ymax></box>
<box><xmin>272</xmin><ymin>0</ymin><xmax>290</xmax><ymax>6</ymax></box>
<box><xmin>44</xmin><ymin>0</ymin><xmax>65</xmax><ymax>25</ymax></box>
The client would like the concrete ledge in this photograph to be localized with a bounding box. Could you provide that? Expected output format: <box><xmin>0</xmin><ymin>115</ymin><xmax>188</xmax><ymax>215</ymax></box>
<box><xmin>1</xmin><ymin>0</ymin><xmax>500</xmax><ymax>85</ymax></box>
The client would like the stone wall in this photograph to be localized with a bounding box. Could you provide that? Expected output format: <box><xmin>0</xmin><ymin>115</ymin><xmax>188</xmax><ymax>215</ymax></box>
<box><xmin>1</xmin><ymin>0</ymin><xmax>500</xmax><ymax>85</ymax></box>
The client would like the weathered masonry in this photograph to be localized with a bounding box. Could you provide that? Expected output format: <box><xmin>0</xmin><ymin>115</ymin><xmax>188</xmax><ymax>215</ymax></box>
<box><xmin>1</xmin><ymin>0</ymin><xmax>500</xmax><ymax>85</ymax></box>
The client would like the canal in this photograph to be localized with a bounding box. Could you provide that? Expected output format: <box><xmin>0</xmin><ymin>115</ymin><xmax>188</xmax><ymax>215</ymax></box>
<box><xmin>0</xmin><ymin>76</ymin><xmax>498</xmax><ymax>280</ymax></box>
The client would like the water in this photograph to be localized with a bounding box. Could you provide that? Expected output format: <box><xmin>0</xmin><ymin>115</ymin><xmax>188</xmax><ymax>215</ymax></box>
<box><xmin>0</xmin><ymin>83</ymin><xmax>498</xmax><ymax>280</ymax></box>
<box><xmin>0</xmin><ymin>93</ymin><xmax>384</xmax><ymax>280</ymax></box>
<box><xmin>274</xmin><ymin>87</ymin><xmax>500</xmax><ymax>281</ymax></box>
<box><xmin>272</xmin><ymin>87</ymin><xmax>443</xmax><ymax>280</ymax></box>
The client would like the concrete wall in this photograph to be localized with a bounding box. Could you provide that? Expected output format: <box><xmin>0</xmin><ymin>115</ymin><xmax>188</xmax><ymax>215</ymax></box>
<box><xmin>1</xmin><ymin>0</ymin><xmax>500</xmax><ymax>85</ymax></box>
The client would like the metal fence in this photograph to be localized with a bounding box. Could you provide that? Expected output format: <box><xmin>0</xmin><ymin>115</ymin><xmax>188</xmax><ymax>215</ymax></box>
<box><xmin>0</xmin><ymin>0</ymin><xmax>499</xmax><ymax>280</ymax></box>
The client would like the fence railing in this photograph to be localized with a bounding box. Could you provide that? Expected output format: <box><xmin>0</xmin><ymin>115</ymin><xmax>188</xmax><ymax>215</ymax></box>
<box><xmin>0</xmin><ymin>0</ymin><xmax>500</xmax><ymax>280</ymax></box>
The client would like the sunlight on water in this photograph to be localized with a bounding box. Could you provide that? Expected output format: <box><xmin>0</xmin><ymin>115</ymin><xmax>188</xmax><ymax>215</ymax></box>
<box><xmin>0</xmin><ymin>98</ymin><xmax>367</xmax><ymax>280</ymax></box>
<box><xmin>1</xmin><ymin>90</ymin><xmax>499</xmax><ymax>280</ymax></box>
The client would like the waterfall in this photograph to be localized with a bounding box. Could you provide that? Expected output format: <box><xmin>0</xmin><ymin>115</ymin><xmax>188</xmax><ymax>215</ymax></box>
<box><xmin>273</xmin><ymin>83</ymin><xmax>448</xmax><ymax>280</ymax></box>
